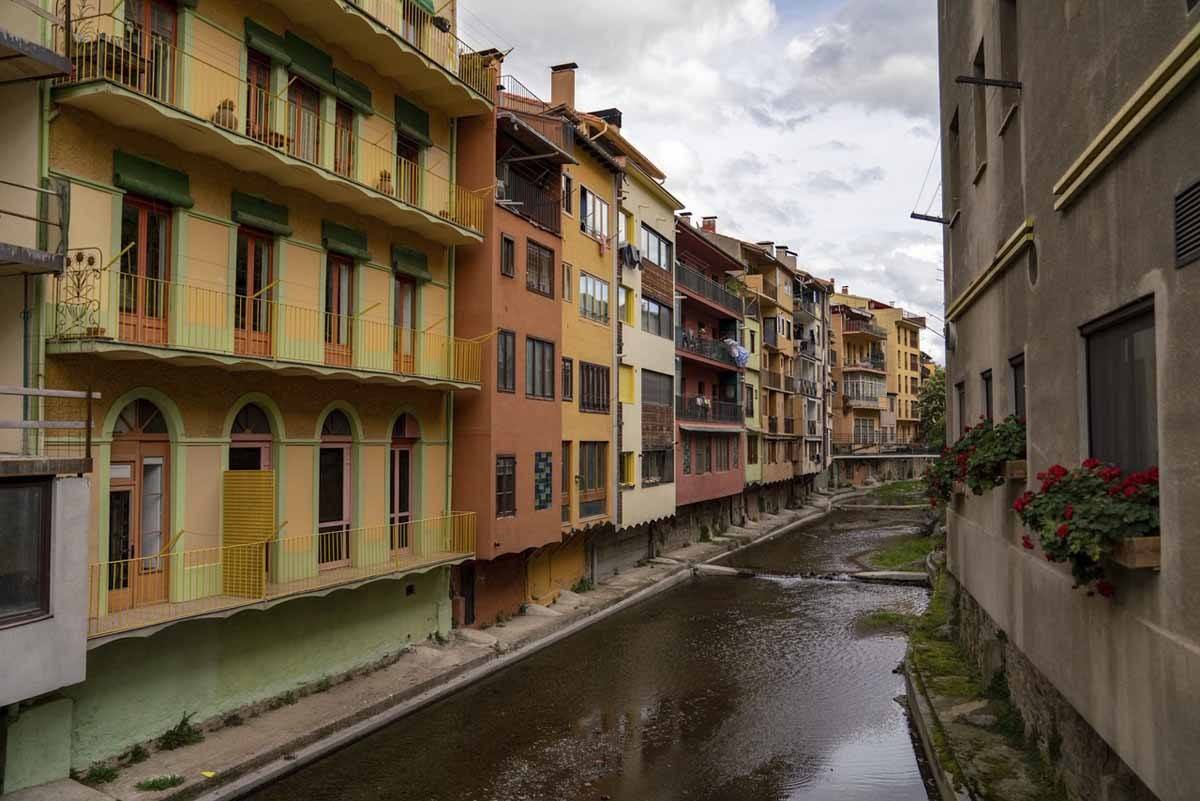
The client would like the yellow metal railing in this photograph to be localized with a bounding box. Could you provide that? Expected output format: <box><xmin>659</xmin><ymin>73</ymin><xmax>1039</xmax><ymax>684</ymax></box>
<box><xmin>48</xmin><ymin>270</ymin><xmax>483</xmax><ymax>385</ymax></box>
<box><xmin>88</xmin><ymin>512</ymin><xmax>476</xmax><ymax>637</ymax></box>
<box><xmin>55</xmin><ymin>16</ymin><xmax>484</xmax><ymax>233</ymax></box>
<box><xmin>347</xmin><ymin>0</ymin><xmax>495</xmax><ymax>102</ymax></box>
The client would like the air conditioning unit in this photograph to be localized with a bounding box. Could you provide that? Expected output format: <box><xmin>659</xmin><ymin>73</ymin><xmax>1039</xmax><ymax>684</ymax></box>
<box><xmin>619</xmin><ymin>244</ymin><xmax>641</xmax><ymax>268</ymax></box>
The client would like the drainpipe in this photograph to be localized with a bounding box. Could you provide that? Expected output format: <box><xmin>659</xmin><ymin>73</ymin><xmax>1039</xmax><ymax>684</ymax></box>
<box><xmin>614</xmin><ymin>171</ymin><xmax>623</xmax><ymax>530</ymax></box>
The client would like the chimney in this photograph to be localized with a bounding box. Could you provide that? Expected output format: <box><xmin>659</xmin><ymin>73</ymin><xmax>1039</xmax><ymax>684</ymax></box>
<box><xmin>841</xmin><ymin>285</ymin><xmax>849</xmax><ymax>294</ymax></box>
<box><xmin>550</xmin><ymin>62</ymin><xmax>577</xmax><ymax>110</ymax></box>
<box><xmin>679</xmin><ymin>212</ymin><xmax>693</xmax><ymax>226</ymax></box>
<box><xmin>701</xmin><ymin>216</ymin><xmax>717</xmax><ymax>233</ymax></box>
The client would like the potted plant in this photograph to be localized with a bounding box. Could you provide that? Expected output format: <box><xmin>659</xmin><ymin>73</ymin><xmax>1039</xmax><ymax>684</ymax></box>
<box><xmin>1012</xmin><ymin>459</ymin><xmax>1160</xmax><ymax>596</ymax></box>
<box><xmin>963</xmin><ymin>415</ymin><xmax>1026</xmax><ymax>494</ymax></box>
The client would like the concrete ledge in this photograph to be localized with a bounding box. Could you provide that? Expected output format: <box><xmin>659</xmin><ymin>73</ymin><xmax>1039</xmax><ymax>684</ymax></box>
<box><xmin>851</xmin><ymin>571</ymin><xmax>930</xmax><ymax>586</ymax></box>
<box><xmin>904</xmin><ymin>658</ymin><xmax>972</xmax><ymax>801</ymax></box>
<box><xmin>2</xmin><ymin>780</ymin><xmax>112</xmax><ymax>801</ymax></box>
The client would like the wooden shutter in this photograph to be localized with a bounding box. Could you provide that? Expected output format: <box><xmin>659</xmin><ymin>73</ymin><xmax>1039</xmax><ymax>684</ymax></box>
<box><xmin>221</xmin><ymin>470</ymin><xmax>276</xmax><ymax>598</ymax></box>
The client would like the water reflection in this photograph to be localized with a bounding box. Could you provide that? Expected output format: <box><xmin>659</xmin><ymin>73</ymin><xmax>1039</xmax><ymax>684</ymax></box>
<box><xmin>243</xmin><ymin>511</ymin><xmax>931</xmax><ymax>801</ymax></box>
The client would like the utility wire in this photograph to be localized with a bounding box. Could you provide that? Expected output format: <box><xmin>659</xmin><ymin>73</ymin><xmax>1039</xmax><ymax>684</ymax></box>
<box><xmin>911</xmin><ymin>141</ymin><xmax>940</xmax><ymax>214</ymax></box>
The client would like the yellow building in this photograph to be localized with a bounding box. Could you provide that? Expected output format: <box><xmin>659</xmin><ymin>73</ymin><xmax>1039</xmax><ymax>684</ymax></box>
<box><xmin>27</xmin><ymin>0</ymin><xmax>496</xmax><ymax>775</ymax></box>
<box><xmin>832</xmin><ymin>290</ymin><xmax>925</xmax><ymax>443</ymax></box>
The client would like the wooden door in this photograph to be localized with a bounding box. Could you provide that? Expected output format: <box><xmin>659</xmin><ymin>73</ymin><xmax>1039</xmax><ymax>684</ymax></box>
<box><xmin>396</xmin><ymin>133</ymin><xmax>421</xmax><ymax>205</ymax></box>
<box><xmin>334</xmin><ymin>102</ymin><xmax>355</xmax><ymax>178</ymax></box>
<box><xmin>288</xmin><ymin>77</ymin><xmax>321</xmax><ymax>164</ymax></box>
<box><xmin>125</xmin><ymin>0</ymin><xmax>177</xmax><ymax>103</ymax></box>
<box><xmin>106</xmin><ymin>445</ymin><xmax>170</xmax><ymax>613</ymax></box>
<box><xmin>245</xmin><ymin>50</ymin><xmax>273</xmax><ymax>141</ymax></box>
<box><xmin>317</xmin><ymin>444</ymin><xmax>351</xmax><ymax>569</ymax></box>
<box><xmin>393</xmin><ymin>274</ymin><xmax>416</xmax><ymax>374</ymax></box>
<box><xmin>324</xmin><ymin>255</ymin><xmax>354</xmax><ymax>366</ymax></box>
<box><xmin>389</xmin><ymin>445</ymin><xmax>412</xmax><ymax>556</ymax></box>
<box><xmin>119</xmin><ymin>198</ymin><xmax>171</xmax><ymax>346</ymax></box>
<box><xmin>235</xmin><ymin>229</ymin><xmax>274</xmax><ymax>356</ymax></box>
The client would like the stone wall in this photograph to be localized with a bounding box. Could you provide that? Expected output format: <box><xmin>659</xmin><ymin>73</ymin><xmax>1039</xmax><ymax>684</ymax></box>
<box><xmin>950</xmin><ymin>574</ymin><xmax>1157</xmax><ymax>801</ymax></box>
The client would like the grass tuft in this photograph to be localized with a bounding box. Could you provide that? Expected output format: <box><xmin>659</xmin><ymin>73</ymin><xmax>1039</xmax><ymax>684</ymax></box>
<box><xmin>135</xmin><ymin>774</ymin><xmax>186</xmax><ymax>792</ymax></box>
<box><xmin>157</xmin><ymin>713</ymin><xmax>204</xmax><ymax>751</ymax></box>
<box><xmin>81</xmin><ymin>764</ymin><xmax>119</xmax><ymax>785</ymax></box>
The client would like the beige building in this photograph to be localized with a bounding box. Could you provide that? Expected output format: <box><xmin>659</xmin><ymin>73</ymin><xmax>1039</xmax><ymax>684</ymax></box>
<box><xmin>938</xmin><ymin>2</ymin><xmax>1199</xmax><ymax>800</ymax></box>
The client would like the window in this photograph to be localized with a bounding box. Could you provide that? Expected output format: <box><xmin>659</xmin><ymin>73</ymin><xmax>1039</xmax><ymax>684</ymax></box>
<box><xmin>745</xmin><ymin>386</ymin><xmax>755</xmax><ymax>418</ymax></box>
<box><xmin>641</xmin><ymin>370</ymin><xmax>672</xmax><ymax>407</ymax></box>
<box><xmin>948</xmin><ymin>110</ymin><xmax>961</xmax><ymax>210</ymax></box>
<box><xmin>692</xmin><ymin>434</ymin><xmax>712</xmax><ymax>474</ymax></box>
<box><xmin>640</xmin><ymin>224</ymin><xmax>672</xmax><ymax>268</ymax></box>
<box><xmin>246</xmin><ymin>50</ymin><xmax>272</xmax><ymax>140</ymax></box>
<box><xmin>747</xmin><ymin>435</ymin><xmax>759</xmax><ymax>465</ymax></box>
<box><xmin>288</xmin><ymin>76</ymin><xmax>322</xmax><ymax>164</ymax></box>
<box><xmin>561</xmin><ymin>442</ymin><xmax>571</xmax><ymax>522</ymax></box>
<box><xmin>1084</xmin><ymin>298</ymin><xmax>1157</xmax><ymax>470</ymax></box>
<box><xmin>1010</xmin><ymin>353</ymin><xmax>1026</xmax><ymax>419</ymax></box>
<box><xmin>714</xmin><ymin>436</ymin><xmax>731</xmax><ymax>471</ymax></box>
<box><xmin>525</xmin><ymin>337</ymin><xmax>555</xmax><ymax>399</ymax></box>
<box><xmin>526</xmin><ymin>240</ymin><xmax>554</xmax><ymax>296</ymax></box>
<box><xmin>500</xmin><ymin>235</ymin><xmax>515</xmax><ymax>277</ymax></box>
<box><xmin>324</xmin><ymin>255</ymin><xmax>354</xmax><ymax>364</ymax></box>
<box><xmin>580</xmin><ymin>363</ymin><xmax>611</xmax><ymax>413</ymax></box>
<box><xmin>955</xmin><ymin>381</ymin><xmax>966</xmax><ymax>436</ymax></box>
<box><xmin>579</xmin><ymin>442</ymin><xmax>607</xmax><ymax>518</ymax></box>
<box><xmin>618</xmin><ymin>210</ymin><xmax>629</xmax><ymax>245</ymax></box>
<box><xmin>579</xmin><ymin>186</ymin><xmax>610</xmax><ymax>239</ymax></box>
<box><xmin>496</xmin><ymin>456</ymin><xmax>516</xmax><ymax>517</ymax></box>
<box><xmin>119</xmin><ymin>196</ymin><xmax>172</xmax><ymax>345</ymax></box>
<box><xmin>749</xmin><ymin>330</ymin><xmax>756</xmax><ymax>353</ymax></box>
<box><xmin>125</xmin><ymin>0</ymin><xmax>177</xmax><ymax>101</ymax></box>
<box><xmin>619</xmin><ymin>286</ymin><xmax>635</xmax><ymax>325</ymax></box>
<box><xmin>497</xmin><ymin>330</ymin><xmax>516</xmax><ymax>392</ymax></box>
<box><xmin>640</xmin><ymin>297</ymin><xmax>673</xmax><ymax>339</ymax></box>
<box><xmin>334</xmin><ymin>102</ymin><xmax>355</xmax><ymax>178</ymax></box>
<box><xmin>642</xmin><ymin>449</ymin><xmax>673</xmax><ymax>485</ymax></box>
<box><xmin>999</xmin><ymin>1</ymin><xmax>1019</xmax><ymax>104</ymax></box>
<box><xmin>318</xmin><ymin>411</ymin><xmax>352</xmax><ymax>568</ymax></box>
<box><xmin>972</xmin><ymin>42</ymin><xmax>988</xmax><ymax>171</ymax></box>
<box><xmin>579</xmin><ymin>273</ymin><xmax>610</xmax><ymax>323</ymax></box>
<box><xmin>561</xmin><ymin>174</ymin><xmax>573</xmax><ymax>214</ymax></box>
<box><xmin>395</xmin><ymin>132</ymin><xmax>423</xmax><ymax>205</ymax></box>
<box><xmin>562</xmin><ymin>262</ymin><xmax>572</xmax><ymax>301</ymax></box>
<box><xmin>981</xmin><ymin>369</ymin><xmax>994</xmax><ymax>422</ymax></box>
<box><xmin>619</xmin><ymin>364</ymin><xmax>635</xmax><ymax>404</ymax></box>
<box><xmin>0</xmin><ymin>478</ymin><xmax>52</xmax><ymax>626</ymax></box>
<box><xmin>562</xmin><ymin>357</ymin><xmax>574</xmax><ymax>401</ymax></box>
<box><xmin>234</xmin><ymin>228</ymin><xmax>273</xmax><ymax>356</ymax></box>
<box><xmin>620</xmin><ymin>452</ymin><xmax>635</xmax><ymax>487</ymax></box>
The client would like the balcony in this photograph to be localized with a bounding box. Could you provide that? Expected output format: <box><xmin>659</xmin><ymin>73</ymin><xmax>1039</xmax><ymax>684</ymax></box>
<box><xmin>843</xmin><ymin>393</ymin><xmax>882</xmax><ymax>410</ymax></box>
<box><xmin>832</xmin><ymin>432</ymin><xmax>933</xmax><ymax>455</ymax></box>
<box><xmin>54</xmin><ymin>17</ymin><xmax>483</xmax><ymax>245</ymax></box>
<box><xmin>496</xmin><ymin>165</ymin><xmax>560</xmax><ymax>234</ymax></box>
<box><xmin>0</xmin><ymin>3</ymin><xmax>71</xmax><ymax>84</ymax></box>
<box><xmin>842</xmin><ymin>319</ymin><xmax>888</xmax><ymax>339</ymax></box>
<box><xmin>794</xmin><ymin>298</ymin><xmax>818</xmax><ymax>320</ymax></box>
<box><xmin>87</xmin><ymin>512</ymin><xmax>475</xmax><ymax>639</ymax></box>
<box><xmin>676</xmin><ymin>330</ymin><xmax>739</xmax><ymax>368</ymax></box>
<box><xmin>497</xmin><ymin>76</ymin><xmax>574</xmax><ymax>157</ymax></box>
<box><xmin>45</xmin><ymin>268</ymin><xmax>482</xmax><ymax>389</ymax></box>
<box><xmin>761</xmin><ymin>276</ymin><xmax>779</xmax><ymax>303</ymax></box>
<box><xmin>842</xmin><ymin>355</ymin><xmax>887</xmax><ymax>373</ymax></box>
<box><xmin>1</xmin><ymin>177</ymin><xmax>69</xmax><ymax>276</ymax></box>
<box><xmin>675</xmin><ymin>262</ymin><xmax>743</xmax><ymax>315</ymax></box>
<box><xmin>764</xmin><ymin>371</ymin><xmax>783</xmax><ymax>391</ymax></box>
<box><xmin>799</xmin><ymin>378</ymin><xmax>820</xmax><ymax>398</ymax></box>
<box><xmin>783</xmin><ymin>417</ymin><xmax>795</xmax><ymax>434</ymax></box>
<box><xmin>0</xmin><ymin>386</ymin><xmax>96</xmax><ymax>477</ymax></box>
<box><xmin>676</xmin><ymin>395</ymin><xmax>742</xmax><ymax>424</ymax></box>
<box><xmin>273</xmin><ymin>0</ymin><xmax>495</xmax><ymax>115</ymax></box>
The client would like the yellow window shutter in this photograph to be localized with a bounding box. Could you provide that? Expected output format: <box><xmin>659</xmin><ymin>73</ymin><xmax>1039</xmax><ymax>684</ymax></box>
<box><xmin>221</xmin><ymin>470</ymin><xmax>276</xmax><ymax>598</ymax></box>
<box><xmin>619</xmin><ymin>364</ymin><xmax>635</xmax><ymax>404</ymax></box>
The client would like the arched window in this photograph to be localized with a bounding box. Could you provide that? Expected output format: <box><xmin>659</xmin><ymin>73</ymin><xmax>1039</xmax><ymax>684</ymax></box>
<box><xmin>318</xmin><ymin>409</ymin><xmax>353</xmax><ymax>568</ymax></box>
<box><xmin>389</xmin><ymin>414</ymin><xmax>420</xmax><ymax>553</ymax></box>
<box><xmin>230</xmin><ymin>403</ymin><xmax>273</xmax><ymax>470</ymax></box>
<box><xmin>108</xmin><ymin>398</ymin><xmax>171</xmax><ymax>614</ymax></box>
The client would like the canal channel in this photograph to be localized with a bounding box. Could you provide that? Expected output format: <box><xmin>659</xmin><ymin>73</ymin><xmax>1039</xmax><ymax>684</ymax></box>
<box><xmin>242</xmin><ymin>508</ymin><xmax>933</xmax><ymax>801</ymax></box>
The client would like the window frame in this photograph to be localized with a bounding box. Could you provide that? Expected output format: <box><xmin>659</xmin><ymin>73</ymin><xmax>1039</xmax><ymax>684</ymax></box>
<box><xmin>1009</xmin><ymin>353</ymin><xmax>1026</xmax><ymax>419</ymax></box>
<box><xmin>981</xmin><ymin>369</ymin><xmax>994</xmax><ymax>422</ymax></box>
<box><xmin>579</xmin><ymin>272</ymin><xmax>610</xmax><ymax>324</ymax></box>
<box><xmin>580</xmin><ymin>362</ymin><xmax>611</xmax><ymax>414</ymax></box>
<box><xmin>579</xmin><ymin>186</ymin><xmax>610</xmax><ymax>240</ymax></box>
<box><xmin>500</xmin><ymin>234</ymin><xmax>515</xmax><ymax>278</ymax></box>
<box><xmin>561</xmin><ymin>174</ymin><xmax>573</xmax><ymax>215</ymax></box>
<box><xmin>495</xmin><ymin>455</ymin><xmax>516</xmax><ymax>518</ymax></box>
<box><xmin>639</xmin><ymin>223</ymin><xmax>672</xmax><ymax>269</ymax></box>
<box><xmin>640</xmin><ymin>296</ymin><xmax>673</xmax><ymax>339</ymax></box>
<box><xmin>641</xmin><ymin>448</ymin><xmax>673</xmax><ymax>485</ymax></box>
<box><xmin>0</xmin><ymin>477</ymin><xmax>53</xmax><ymax>627</ymax></box>
<box><xmin>562</xmin><ymin>356</ymin><xmax>574</xmax><ymax>401</ymax></box>
<box><xmin>525</xmin><ymin>336</ymin><xmax>555</xmax><ymax>400</ymax></box>
<box><xmin>525</xmin><ymin>239</ymin><xmax>554</xmax><ymax>297</ymax></box>
<box><xmin>496</xmin><ymin>329</ymin><xmax>516</xmax><ymax>393</ymax></box>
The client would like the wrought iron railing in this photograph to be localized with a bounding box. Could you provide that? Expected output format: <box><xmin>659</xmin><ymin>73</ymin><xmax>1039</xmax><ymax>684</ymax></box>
<box><xmin>843</xmin><ymin>319</ymin><xmax>888</xmax><ymax>338</ymax></box>
<box><xmin>800</xmin><ymin>378</ymin><xmax>819</xmax><ymax>398</ymax></box>
<box><xmin>764</xmin><ymin>371</ymin><xmax>783</xmax><ymax>391</ymax></box>
<box><xmin>675</xmin><ymin>394</ymin><xmax>741</xmax><ymax>423</ymax></box>
<box><xmin>496</xmin><ymin>166</ymin><xmax>560</xmax><ymax>233</ymax></box>
<box><xmin>47</xmin><ymin>267</ymin><xmax>483</xmax><ymax>385</ymax></box>
<box><xmin>497</xmin><ymin>75</ymin><xmax>573</xmax><ymax>155</ymax></box>
<box><xmin>87</xmin><ymin>512</ymin><xmax>476</xmax><ymax>638</ymax></box>
<box><xmin>675</xmin><ymin>262</ymin><xmax>742</xmax><ymax>314</ymax></box>
<box><xmin>675</xmin><ymin>330</ymin><xmax>738</xmax><ymax>366</ymax></box>
<box><xmin>55</xmin><ymin>15</ymin><xmax>483</xmax><ymax>233</ymax></box>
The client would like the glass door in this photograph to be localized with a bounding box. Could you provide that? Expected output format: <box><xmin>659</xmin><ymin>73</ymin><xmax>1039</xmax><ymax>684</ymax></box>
<box><xmin>317</xmin><ymin>446</ymin><xmax>351</xmax><ymax>569</ymax></box>
<box><xmin>393</xmin><ymin>275</ymin><xmax>416</xmax><ymax>374</ymax></box>
<box><xmin>288</xmin><ymin>77</ymin><xmax>321</xmax><ymax>164</ymax></box>
<box><xmin>389</xmin><ymin>446</ymin><xmax>412</xmax><ymax>556</ymax></box>
<box><xmin>324</xmin><ymin>256</ymin><xmax>354</xmax><ymax>366</ymax></box>
<box><xmin>235</xmin><ymin>229</ymin><xmax>274</xmax><ymax>356</ymax></box>
<box><xmin>119</xmin><ymin>198</ymin><xmax>171</xmax><ymax>346</ymax></box>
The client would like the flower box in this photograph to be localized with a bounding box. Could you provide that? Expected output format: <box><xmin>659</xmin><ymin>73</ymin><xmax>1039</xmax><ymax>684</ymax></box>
<box><xmin>1005</xmin><ymin>460</ymin><xmax>1027</xmax><ymax>480</ymax></box>
<box><xmin>1111</xmin><ymin>536</ymin><xmax>1161</xmax><ymax>570</ymax></box>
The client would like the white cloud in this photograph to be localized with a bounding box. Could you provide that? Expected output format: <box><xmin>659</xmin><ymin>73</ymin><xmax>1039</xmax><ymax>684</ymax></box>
<box><xmin>461</xmin><ymin>0</ymin><xmax>944</xmax><ymax>363</ymax></box>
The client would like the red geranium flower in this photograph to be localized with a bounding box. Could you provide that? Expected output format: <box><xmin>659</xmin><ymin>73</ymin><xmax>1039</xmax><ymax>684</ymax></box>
<box><xmin>1056</xmin><ymin>523</ymin><xmax>1069</xmax><ymax>539</ymax></box>
<box><xmin>1082</xmin><ymin>458</ymin><xmax>1100</xmax><ymax>470</ymax></box>
<box><xmin>1021</xmin><ymin>535</ymin><xmax>1034</xmax><ymax>550</ymax></box>
<box><xmin>1123</xmin><ymin>486</ymin><xmax>1137</xmax><ymax>498</ymax></box>
<box><xmin>1063</xmin><ymin>504</ymin><xmax>1074</xmax><ymax>520</ymax></box>
<box><xmin>1096</xmin><ymin>580</ymin><xmax>1115</xmax><ymax>598</ymax></box>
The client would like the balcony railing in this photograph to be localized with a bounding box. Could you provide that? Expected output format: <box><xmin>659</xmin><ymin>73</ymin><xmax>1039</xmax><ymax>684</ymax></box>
<box><xmin>497</xmin><ymin>76</ymin><xmax>573</xmax><ymax>155</ymax></box>
<box><xmin>762</xmin><ymin>276</ymin><xmax>778</xmax><ymax>302</ymax></box>
<box><xmin>843</xmin><ymin>319</ymin><xmax>888</xmax><ymax>338</ymax></box>
<box><xmin>55</xmin><ymin>16</ymin><xmax>483</xmax><ymax>234</ymax></box>
<box><xmin>346</xmin><ymin>0</ymin><xmax>495</xmax><ymax>102</ymax></box>
<box><xmin>783</xmin><ymin>376</ymin><xmax>799</xmax><ymax>394</ymax></box>
<box><xmin>794</xmin><ymin>299</ymin><xmax>818</xmax><ymax>319</ymax></box>
<box><xmin>0</xmin><ymin>385</ymin><xmax>97</xmax><ymax>476</ymax></box>
<box><xmin>675</xmin><ymin>395</ymin><xmax>742</xmax><ymax>423</ymax></box>
<box><xmin>783</xmin><ymin>417</ymin><xmax>795</xmax><ymax>434</ymax></box>
<box><xmin>497</xmin><ymin>166</ymin><xmax>560</xmax><ymax>234</ymax></box>
<box><xmin>764</xmin><ymin>371</ymin><xmax>783</xmax><ymax>391</ymax></box>
<box><xmin>87</xmin><ymin>512</ymin><xmax>476</xmax><ymax>638</ymax></box>
<box><xmin>675</xmin><ymin>262</ymin><xmax>742</xmax><ymax>315</ymax></box>
<box><xmin>676</xmin><ymin>330</ymin><xmax>738</xmax><ymax>367</ymax></box>
<box><xmin>0</xmin><ymin>177</ymin><xmax>70</xmax><ymax>274</ymax></box>
<box><xmin>47</xmin><ymin>268</ymin><xmax>482</xmax><ymax>386</ymax></box>
<box><xmin>843</xmin><ymin>355</ymin><xmax>886</xmax><ymax>372</ymax></box>
<box><xmin>799</xmin><ymin>378</ymin><xmax>819</xmax><ymax>398</ymax></box>
<box><xmin>831</xmin><ymin>433</ymin><xmax>935</xmax><ymax>455</ymax></box>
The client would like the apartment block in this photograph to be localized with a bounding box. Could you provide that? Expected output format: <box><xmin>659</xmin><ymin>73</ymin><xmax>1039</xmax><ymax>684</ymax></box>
<box><xmin>7</xmin><ymin>0</ymin><xmax>495</xmax><ymax>782</ymax></box>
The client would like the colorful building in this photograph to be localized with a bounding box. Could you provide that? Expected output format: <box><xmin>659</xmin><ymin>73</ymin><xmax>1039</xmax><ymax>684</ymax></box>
<box><xmin>20</xmin><ymin>0</ymin><xmax>494</xmax><ymax>778</ymax></box>
<box><xmin>673</xmin><ymin>215</ymin><xmax>745</xmax><ymax>513</ymax></box>
<box><xmin>792</xmin><ymin>275</ymin><xmax>833</xmax><ymax>478</ymax></box>
<box><xmin>451</xmin><ymin>73</ymin><xmax>573</xmax><ymax>625</ymax></box>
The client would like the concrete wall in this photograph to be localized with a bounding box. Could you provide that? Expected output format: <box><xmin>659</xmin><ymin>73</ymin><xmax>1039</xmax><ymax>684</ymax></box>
<box><xmin>0</xmin><ymin>477</ymin><xmax>91</xmax><ymax>708</ymax></box>
<box><xmin>938</xmin><ymin>3</ymin><xmax>1200</xmax><ymax>800</ymax></box>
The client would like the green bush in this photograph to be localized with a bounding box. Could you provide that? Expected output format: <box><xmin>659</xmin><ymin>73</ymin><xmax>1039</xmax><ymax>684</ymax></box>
<box><xmin>136</xmin><ymin>774</ymin><xmax>186</xmax><ymax>792</ymax></box>
<box><xmin>157</xmin><ymin>712</ymin><xmax>204</xmax><ymax>750</ymax></box>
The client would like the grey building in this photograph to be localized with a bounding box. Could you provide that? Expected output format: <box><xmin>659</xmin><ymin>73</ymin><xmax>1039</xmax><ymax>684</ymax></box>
<box><xmin>938</xmin><ymin>2</ymin><xmax>1200</xmax><ymax>801</ymax></box>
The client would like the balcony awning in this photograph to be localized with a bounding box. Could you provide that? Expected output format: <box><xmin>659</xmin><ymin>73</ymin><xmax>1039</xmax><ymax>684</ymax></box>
<box><xmin>678</xmin><ymin>422</ymin><xmax>742</xmax><ymax>433</ymax></box>
<box><xmin>498</xmin><ymin>112</ymin><xmax>576</xmax><ymax>166</ymax></box>
<box><xmin>392</xmin><ymin>245</ymin><xmax>432</xmax><ymax>281</ymax></box>
<box><xmin>232</xmin><ymin>192</ymin><xmax>292</xmax><ymax>237</ymax></box>
<box><xmin>114</xmin><ymin>151</ymin><xmax>194</xmax><ymax>208</ymax></box>
<box><xmin>322</xmin><ymin>220</ymin><xmax>370</xmax><ymax>261</ymax></box>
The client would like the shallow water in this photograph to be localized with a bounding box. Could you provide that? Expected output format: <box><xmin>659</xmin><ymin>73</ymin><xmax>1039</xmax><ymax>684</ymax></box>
<box><xmin>242</xmin><ymin>510</ymin><xmax>932</xmax><ymax>801</ymax></box>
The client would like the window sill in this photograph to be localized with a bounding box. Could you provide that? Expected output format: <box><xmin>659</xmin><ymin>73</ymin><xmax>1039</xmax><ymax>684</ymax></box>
<box><xmin>580</xmin><ymin>408</ymin><xmax>612</xmax><ymax>415</ymax></box>
<box><xmin>524</xmin><ymin>394</ymin><xmax>556</xmax><ymax>402</ymax></box>
<box><xmin>526</xmin><ymin>287</ymin><xmax>555</xmax><ymax>299</ymax></box>
<box><xmin>0</xmin><ymin>611</ymin><xmax>52</xmax><ymax>632</ymax></box>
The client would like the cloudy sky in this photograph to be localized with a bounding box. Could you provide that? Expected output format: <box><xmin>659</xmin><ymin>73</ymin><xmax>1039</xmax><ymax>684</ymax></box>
<box><xmin>458</xmin><ymin>0</ymin><xmax>945</xmax><ymax>362</ymax></box>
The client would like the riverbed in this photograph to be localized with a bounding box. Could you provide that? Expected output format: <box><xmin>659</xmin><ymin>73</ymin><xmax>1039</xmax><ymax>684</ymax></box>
<box><xmin>242</xmin><ymin>509</ymin><xmax>931</xmax><ymax>801</ymax></box>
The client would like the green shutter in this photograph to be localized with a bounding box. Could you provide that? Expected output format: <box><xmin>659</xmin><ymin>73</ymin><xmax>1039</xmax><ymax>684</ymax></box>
<box><xmin>113</xmin><ymin>151</ymin><xmax>194</xmax><ymax>208</ymax></box>
<box><xmin>391</xmin><ymin>245</ymin><xmax>431</xmax><ymax>281</ymax></box>
<box><xmin>322</xmin><ymin>220</ymin><xmax>370</xmax><ymax>261</ymax></box>
<box><xmin>245</xmin><ymin>19</ymin><xmax>290</xmax><ymax>65</ymax></box>
<box><xmin>333</xmin><ymin>69</ymin><xmax>373</xmax><ymax>116</ymax></box>
<box><xmin>232</xmin><ymin>192</ymin><xmax>292</xmax><ymax>236</ymax></box>
<box><xmin>414</xmin><ymin>0</ymin><xmax>435</xmax><ymax>13</ymax></box>
<box><xmin>394</xmin><ymin>96</ymin><xmax>432</xmax><ymax>147</ymax></box>
<box><xmin>284</xmin><ymin>32</ymin><xmax>337</xmax><ymax>95</ymax></box>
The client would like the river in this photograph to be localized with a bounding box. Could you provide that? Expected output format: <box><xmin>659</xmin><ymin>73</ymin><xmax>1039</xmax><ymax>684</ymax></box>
<box><xmin>242</xmin><ymin>508</ymin><xmax>932</xmax><ymax>801</ymax></box>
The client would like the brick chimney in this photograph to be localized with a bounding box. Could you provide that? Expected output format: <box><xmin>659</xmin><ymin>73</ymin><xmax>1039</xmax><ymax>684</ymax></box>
<box><xmin>550</xmin><ymin>62</ymin><xmax>577</xmax><ymax>110</ymax></box>
<box><xmin>701</xmin><ymin>216</ymin><xmax>717</xmax><ymax>233</ymax></box>
<box><xmin>679</xmin><ymin>212</ymin><xmax>693</xmax><ymax>226</ymax></box>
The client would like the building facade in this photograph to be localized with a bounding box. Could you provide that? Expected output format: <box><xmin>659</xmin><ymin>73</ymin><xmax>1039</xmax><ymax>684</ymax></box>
<box><xmin>12</xmin><ymin>0</ymin><xmax>494</xmax><ymax>781</ymax></box>
<box><xmin>938</xmin><ymin>2</ymin><xmax>1199</xmax><ymax>800</ymax></box>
